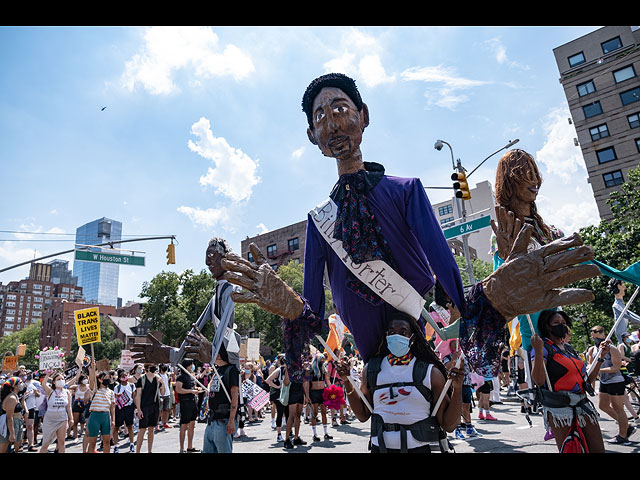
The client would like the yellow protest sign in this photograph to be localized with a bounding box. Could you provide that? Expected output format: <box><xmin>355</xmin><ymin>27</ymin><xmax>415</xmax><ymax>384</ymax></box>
<box><xmin>74</xmin><ymin>307</ymin><xmax>101</xmax><ymax>346</ymax></box>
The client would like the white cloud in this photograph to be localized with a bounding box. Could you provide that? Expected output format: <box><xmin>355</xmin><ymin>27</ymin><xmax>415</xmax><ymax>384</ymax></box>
<box><xmin>291</xmin><ymin>146</ymin><xmax>305</xmax><ymax>159</ymax></box>
<box><xmin>188</xmin><ymin>117</ymin><xmax>260</xmax><ymax>203</ymax></box>
<box><xmin>256</xmin><ymin>223</ymin><xmax>269</xmax><ymax>234</ymax></box>
<box><xmin>482</xmin><ymin>37</ymin><xmax>530</xmax><ymax>71</ymax></box>
<box><xmin>176</xmin><ymin>205</ymin><xmax>235</xmax><ymax>231</ymax></box>
<box><xmin>535</xmin><ymin>105</ymin><xmax>600</xmax><ymax>233</ymax></box>
<box><xmin>401</xmin><ymin>65</ymin><xmax>489</xmax><ymax>110</ymax></box>
<box><xmin>536</xmin><ymin>106</ymin><xmax>584</xmax><ymax>183</ymax></box>
<box><xmin>322</xmin><ymin>29</ymin><xmax>395</xmax><ymax>88</ymax></box>
<box><xmin>121</xmin><ymin>26</ymin><xmax>254</xmax><ymax>95</ymax></box>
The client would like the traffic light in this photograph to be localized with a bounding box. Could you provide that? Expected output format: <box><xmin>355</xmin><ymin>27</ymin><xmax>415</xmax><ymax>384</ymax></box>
<box><xmin>166</xmin><ymin>243</ymin><xmax>175</xmax><ymax>265</ymax></box>
<box><xmin>451</xmin><ymin>171</ymin><xmax>471</xmax><ymax>200</ymax></box>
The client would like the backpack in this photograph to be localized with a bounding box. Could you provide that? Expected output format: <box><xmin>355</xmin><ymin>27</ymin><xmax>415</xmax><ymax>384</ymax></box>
<box><xmin>560</xmin><ymin>407</ymin><xmax>589</xmax><ymax>453</ymax></box>
<box><xmin>366</xmin><ymin>356</ymin><xmax>446</xmax><ymax>453</ymax></box>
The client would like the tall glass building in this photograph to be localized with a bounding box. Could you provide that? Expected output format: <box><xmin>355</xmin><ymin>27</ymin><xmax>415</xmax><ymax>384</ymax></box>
<box><xmin>72</xmin><ymin>217</ymin><xmax>122</xmax><ymax>306</ymax></box>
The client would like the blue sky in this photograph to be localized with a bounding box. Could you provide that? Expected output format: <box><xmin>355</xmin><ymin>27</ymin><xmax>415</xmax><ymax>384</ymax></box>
<box><xmin>0</xmin><ymin>26</ymin><xmax>603</xmax><ymax>304</ymax></box>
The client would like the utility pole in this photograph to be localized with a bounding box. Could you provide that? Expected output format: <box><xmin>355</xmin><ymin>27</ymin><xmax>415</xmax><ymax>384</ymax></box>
<box><xmin>0</xmin><ymin>235</ymin><xmax>177</xmax><ymax>274</ymax></box>
<box><xmin>454</xmin><ymin>159</ymin><xmax>476</xmax><ymax>285</ymax></box>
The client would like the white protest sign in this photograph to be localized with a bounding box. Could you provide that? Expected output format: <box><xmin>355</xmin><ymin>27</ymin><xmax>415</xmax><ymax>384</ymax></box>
<box><xmin>39</xmin><ymin>349</ymin><xmax>63</xmax><ymax>371</ymax></box>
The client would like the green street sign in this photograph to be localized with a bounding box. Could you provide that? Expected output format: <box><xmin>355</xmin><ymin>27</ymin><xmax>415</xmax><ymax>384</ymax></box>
<box><xmin>443</xmin><ymin>215</ymin><xmax>491</xmax><ymax>240</ymax></box>
<box><xmin>74</xmin><ymin>249</ymin><xmax>145</xmax><ymax>267</ymax></box>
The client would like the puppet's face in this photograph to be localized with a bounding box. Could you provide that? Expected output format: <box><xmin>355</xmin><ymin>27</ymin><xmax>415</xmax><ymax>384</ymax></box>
<box><xmin>512</xmin><ymin>162</ymin><xmax>541</xmax><ymax>206</ymax></box>
<box><xmin>205</xmin><ymin>246</ymin><xmax>224</xmax><ymax>279</ymax></box>
<box><xmin>307</xmin><ymin>86</ymin><xmax>368</xmax><ymax>160</ymax></box>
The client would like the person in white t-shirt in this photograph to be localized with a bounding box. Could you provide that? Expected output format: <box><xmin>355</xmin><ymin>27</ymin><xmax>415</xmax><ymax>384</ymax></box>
<box><xmin>158</xmin><ymin>364</ymin><xmax>172</xmax><ymax>429</ymax></box>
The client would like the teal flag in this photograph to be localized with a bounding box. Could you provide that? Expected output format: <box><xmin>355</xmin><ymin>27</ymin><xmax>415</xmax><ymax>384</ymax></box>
<box><xmin>591</xmin><ymin>260</ymin><xmax>640</xmax><ymax>287</ymax></box>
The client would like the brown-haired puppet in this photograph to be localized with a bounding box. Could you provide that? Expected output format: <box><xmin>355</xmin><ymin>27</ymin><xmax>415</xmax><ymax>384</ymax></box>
<box><xmin>220</xmin><ymin>74</ymin><xmax>600</xmax><ymax>442</ymax></box>
<box><xmin>490</xmin><ymin>149</ymin><xmax>565</xmax><ymax>353</ymax></box>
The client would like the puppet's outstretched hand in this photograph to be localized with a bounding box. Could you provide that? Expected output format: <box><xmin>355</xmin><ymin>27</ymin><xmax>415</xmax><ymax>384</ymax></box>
<box><xmin>130</xmin><ymin>332</ymin><xmax>172</xmax><ymax>364</ymax></box>
<box><xmin>221</xmin><ymin>243</ymin><xmax>305</xmax><ymax>319</ymax></box>
<box><xmin>482</xmin><ymin>224</ymin><xmax>600</xmax><ymax>320</ymax></box>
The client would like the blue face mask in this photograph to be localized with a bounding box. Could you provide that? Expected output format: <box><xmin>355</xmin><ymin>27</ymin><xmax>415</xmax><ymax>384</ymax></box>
<box><xmin>386</xmin><ymin>334</ymin><xmax>412</xmax><ymax>357</ymax></box>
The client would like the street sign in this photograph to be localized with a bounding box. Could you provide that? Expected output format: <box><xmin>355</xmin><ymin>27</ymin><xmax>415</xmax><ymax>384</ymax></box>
<box><xmin>74</xmin><ymin>249</ymin><xmax>145</xmax><ymax>266</ymax></box>
<box><xmin>443</xmin><ymin>214</ymin><xmax>491</xmax><ymax>240</ymax></box>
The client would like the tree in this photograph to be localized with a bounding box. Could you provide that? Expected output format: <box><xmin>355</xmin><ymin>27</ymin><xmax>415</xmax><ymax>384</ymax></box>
<box><xmin>139</xmin><ymin>269</ymin><xmax>215</xmax><ymax>347</ymax></box>
<box><xmin>0</xmin><ymin>321</ymin><xmax>42</xmax><ymax>371</ymax></box>
<box><xmin>454</xmin><ymin>255</ymin><xmax>493</xmax><ymax>285</ymax></box>
<box><xmin>563</xmin><ymin>165</ymin><xmax>640</xmax><ymax>352</ymax></box>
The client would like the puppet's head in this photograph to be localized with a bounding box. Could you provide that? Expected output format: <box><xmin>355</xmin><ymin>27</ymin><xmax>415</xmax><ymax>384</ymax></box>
<box><xmin>495</xmin><ymin>149</ymin><xmax>551</xmax><ymax>241</ymax></box>
<box><xmin>206</xmin><ymin>236</ymin><xmax>231</xmax><ymax>279</ymax></box>
<box><xmin>302</xmin><ymin>73</ymin><xmax>369</xmax><ymax>160</ymax></box>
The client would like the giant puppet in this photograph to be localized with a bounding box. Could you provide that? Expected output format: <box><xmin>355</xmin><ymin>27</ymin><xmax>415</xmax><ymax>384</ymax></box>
<box><xmin>130</xmin><ymin>237</ymin><xmax>242</xmax><ymax>369</ymax></box>
<box><xmin>221</xmin><ymin>73</ymin><xmax>601</xmax><ymax>381</ymax></box>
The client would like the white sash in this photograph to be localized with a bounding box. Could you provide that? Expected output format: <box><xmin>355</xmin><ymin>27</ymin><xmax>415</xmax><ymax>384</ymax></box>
<box><xmin>310</xmin><ymin>198</ymin><xmax>426</xmax><ymax>320</ymax></box>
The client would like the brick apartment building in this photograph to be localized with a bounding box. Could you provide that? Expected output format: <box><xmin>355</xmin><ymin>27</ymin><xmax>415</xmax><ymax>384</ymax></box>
<box><xmin>241</xmin><ymin>220</ymin><xmax>307</xmax><ymax>271</ymax></box>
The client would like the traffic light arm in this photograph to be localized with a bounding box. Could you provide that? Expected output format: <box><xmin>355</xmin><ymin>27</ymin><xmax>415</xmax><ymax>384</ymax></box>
<box><xmin>0</xmin><ymin>235</ymin><xmax>177</xmax><ymax>274</ymax></box>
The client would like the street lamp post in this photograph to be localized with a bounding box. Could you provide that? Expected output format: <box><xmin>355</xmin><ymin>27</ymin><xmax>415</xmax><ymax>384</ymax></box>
<box><xmin>580</xmin><ymin>314</ymin><xmax>591</xmax><ymax>345</ymax></box>
<box><xmin>433</xmin><ymin>138</ymin><xmax>521</xmax><ymax>286</ymax></box>
<box><xmin>434</xmin><ymin>140</ymin><xmax>475</xmax><ymax>284</ymax></box>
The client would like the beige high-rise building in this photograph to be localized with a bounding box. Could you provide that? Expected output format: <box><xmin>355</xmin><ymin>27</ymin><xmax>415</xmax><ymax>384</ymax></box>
<box><xmin>553</xmin><ymin>26</ymin><xmax>640</xmax><ymax>220</ymax></box>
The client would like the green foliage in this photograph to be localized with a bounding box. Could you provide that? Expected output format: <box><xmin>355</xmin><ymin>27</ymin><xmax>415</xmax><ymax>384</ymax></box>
<box><xmin>0</xmin><ymin>321</ymin><xmax>43</xmax><ymax>371</ymax></box>
<box><xmin>454</xmin><ymin>255</ymin><xmax>493</xmax><ymax>285</ymax></box>
<box><xmin>139</xmin><ymin>269</ymin><xmax>215</xmax><ymax>347</ymax></box>
<box><xmin>564</xmin><ymin>165</ymin><xmax>640</xmax><ymax>352</ymax></box>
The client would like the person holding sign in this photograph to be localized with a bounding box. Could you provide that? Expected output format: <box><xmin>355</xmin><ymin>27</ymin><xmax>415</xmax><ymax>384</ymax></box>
<box><xmin>38</xmin><ymin>371</ymin><xmax>73</xmax><ymax>453</ymax></box>
<box><xmin>86</xmin><ymin>368</ymin><xmax>116</xmax><ymax>454</ymax></box>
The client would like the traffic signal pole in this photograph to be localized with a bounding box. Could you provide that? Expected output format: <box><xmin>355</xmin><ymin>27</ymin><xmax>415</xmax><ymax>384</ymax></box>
<box><xmin>454</xmin><ymin>159</ymin><xmax>476</xmax><ymax>285</ymax></box>
<box><xmin>0</xmin><ymin>235</ymin><xmax>177</xmax><ymax>274</ymax></box>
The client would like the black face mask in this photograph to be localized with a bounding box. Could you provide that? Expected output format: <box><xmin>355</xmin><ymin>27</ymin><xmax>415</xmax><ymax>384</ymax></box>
<box><xmin>549</xmin><ymin>323</ymin><xmax>569</xmax><ymax>339</ymax></box>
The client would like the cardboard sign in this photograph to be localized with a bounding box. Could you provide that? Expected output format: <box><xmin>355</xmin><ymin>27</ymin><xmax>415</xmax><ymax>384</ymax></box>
<box><xmin>95</xmin><ymin>358</ymin><xmax>110</xmax><ymax>372</ymax></box>
<box><xmin>246</xmin><ymin>337</ymin><xmax>260</xmax><ymax>362</ymax></box>
<box><xmin>3</xmin><ymin>355</ymin><xmax>18</xmax><ymax>372</ymax></box>
<box><xmin>39</xmin><ymin>349</ymin><xmax>63</xmax><ymax>371</ymax></box>
<box><xmin>75</xmin><ymin>346</ymin><xmax>86</xmax><ymax>367</ymax></box>
<box><xmin>74</xmin><ymin>307</ymin><xmax>101</xmax><ymax>345</ymax></box>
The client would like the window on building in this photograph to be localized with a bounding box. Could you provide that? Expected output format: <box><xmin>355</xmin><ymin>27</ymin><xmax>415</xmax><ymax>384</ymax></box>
<box><xmin>288</xmin><ymin>237</ymin><xmax>299</xmax><ymax>252</ymax></box>
<box><xmin>601</xmin><ymin>36</ymin><xmax>622</xmax><ymax>54</ymax></box>
<box><xmin>438</xmin><ymin>204</ymin><xmax>453</xmax><ymax>216</ymax></box>
<box><xmin>636</xmin><ymin>138</ymin><xmax>640</xmax><ymax>153</ymax></box>
<box><xmin>613</xmin><ymin>65</ymin><xmax>636</xmax><ymax>83</ymax></box>
<box><xmin>33</xmin><ymin>284</ymin><xmax>42</xmax><ymax>290</ymax></box>
<box><xmin>596</xmin><ymin>146</ymin><xmax>617</xmax><ymax>164</ymax></box>
<box><xmin>629</xmin><ymin>113</ymin><xmax>640</xmax><ymax>129</ymax></box>
<box><xmin>440</xmin><ymin>217</ymin><xmax>455</xmax><ymax>225</ymax></box>
<box><xmin>583</xmin><ymin>101</ymin><xmax>603</xmax><ymax>119</ymax></box>
<box><xmin>589</xmin><ymin>124</ymin><xmax>609</xmax><ymax>141</ymax></box>
<box><xmin>568</xmin><ymin>52</ymin><xmax>585</xmax><ymax>67</ymax></box>
<box><xmin>291</xmin><ymin>258</ymin><xmax>300</xmax><ymax>265</ymax></box>
<box><xmin>620</xmin><ymin>87</ymin><xmax>640</xmax><ymax>106</ymax></box>
<box><xmin>577</xmin><ymin>80</ymin><xmax>596</xmax><ymax>97</ymax></box>
<box><xmin>267</xmin><ymin>244</ymin><xmax>277</xmax><ymax>258</ymax></box>
<box><xmin>603</xmin><ymin>170</ymin><xmax>624</xmax><ymax>188</ymax></box>
<box><xmin>247</xmin><ymin>251</ymin><xmax>254</xmax><ymax>263</ymax></box>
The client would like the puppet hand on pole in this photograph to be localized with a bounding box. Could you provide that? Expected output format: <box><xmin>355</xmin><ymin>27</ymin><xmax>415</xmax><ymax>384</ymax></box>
<box><xmin>490</xmin><ymin>206</ymin><xmax>523</xmax><ymax>261</ymax></box>
<box><xmin>183</xmin><ymin>325</ymin><xmax>213</xmax><ymax>363</ymax></box>
<box><xmin>130</xmin><ymin>332</ymin><xmax>172</xmax><ymax>364</ymax></box>
<box><xmin>221</xmin><ymin>243</ymin><xmax>304</xmax><ymax>320</ymax></box>
<box><xmin>483</xmin><ymin>224</ymin><xmax>600</xmax><ymax>320</ymax></box>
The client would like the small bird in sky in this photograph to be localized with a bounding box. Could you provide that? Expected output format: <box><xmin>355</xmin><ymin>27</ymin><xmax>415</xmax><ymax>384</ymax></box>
<box><xmin>101</xmin><ymin>106</ymin><xmax>107</xmax><ymax>111</ymax></box>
